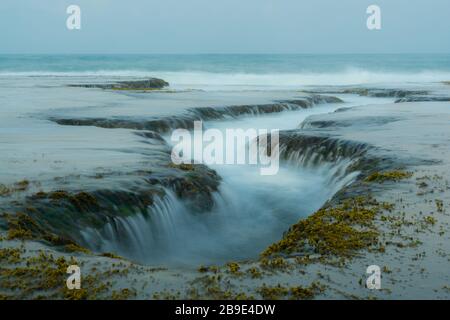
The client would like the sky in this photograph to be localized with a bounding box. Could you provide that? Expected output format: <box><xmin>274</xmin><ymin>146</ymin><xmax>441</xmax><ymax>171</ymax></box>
<box><xmin>0</xmin><ymin>0</ymin><xmax>449</xmax><ymax>54</ymax></box>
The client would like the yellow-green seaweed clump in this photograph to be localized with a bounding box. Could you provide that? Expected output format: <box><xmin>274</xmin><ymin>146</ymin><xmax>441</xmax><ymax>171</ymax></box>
<box><xmin>247</xmin><ymin>267</ymin><xmax>262</xmax><ymax>278</ymax></box>
<box><xmin>40</xmin><ymin>190</ymin><xmax>99</xmax><ymax>212</ymax></box>
<box><xmin>0</xmin><ymin>247</ymin><xmax>23</xmax><ymax>264</ymax></box>
<box><xmin>262</xmin><ymin>196</ymin><xmax>384</xmax><ymax>259</ymax></box>
<box><xmin>0</xmin><ymin>180</ymin><xmax>30</xmax><ymax>196</ymax></box>
<box><xmin>226</xmin><ymin>262</ymin><xmax>241</xmax><ymax>275</ymax></box>
<box><xmin>435</xmin><ymin>199</ymin><xmax>444</xmax><ymax>213</ymax></box>
<box><xmin>3</xmin><ymin>212</ymin><xmax>73</xmax><ymax>246</ymax></box>
<box><xmin>100</xmin><ymin>252</ymin><xmax>124</xmax><ymax>260</ymax></box>
<box><xmin>168</xmin><ymin>163</ymin><xmax>196</xmax><ymax>171</ymax></box>
<box><xmin>290</xmin><ymin>282</ymin><xmax>325</xmax><ymax>300</ymax></box>
<box><xmin>0</xmin><ymin>251</ymin><xmax>99</xmax><ymax>299</ymax></box>
<box><xmin>260</xmin><ymin>257</ymin><xmax>289</xmax><ymax>270</ymax></box>
<box><xmin>0</xmin><ymin>248</ymin><xmax>137</xmax><ymax>299</ymax></box>
<box><xmin>64</xmin><ymin>244</ymin><xmax>91</xmax><ymax>254</ymax></box>
<box><xmin>257</xmin><ymin>284</ymin><xmax>289</xmax><ymax>300</ymax></box>
<box><xmin>198</xmin><ymin>265</ymin><xmax>219</xmax><ymax>273</ymax></box>
<box><xmin>365</xmin><ymin>171</ymin><xmax>413</xmax><ymax>183</ymax></box>
<box><xmin>111</xmin><ymin>288</ymin><xmax>136</xmax><ymax>300</ymax></box>
<box><xmin>257</xmin><ymin>282</ymin><xmax>325</xmax><ymax>300</ymax></box>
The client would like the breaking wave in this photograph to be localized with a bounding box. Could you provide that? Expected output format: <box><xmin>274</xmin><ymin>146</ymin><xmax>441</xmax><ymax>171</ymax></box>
<box><xmin>2</xmin><ymin>69</ymin><xmax>450</xmax><ymax>90</ymax></box>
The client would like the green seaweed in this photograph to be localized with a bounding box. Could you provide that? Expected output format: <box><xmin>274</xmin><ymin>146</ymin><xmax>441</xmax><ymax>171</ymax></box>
<box><xmin>365</xmin><ymin>171</ymin><xmax>413</xmax><ymax>183</ymax></box>
<box><xmin>37</xmin><ymin>191</ymin><xmax>100</xmax><ymax>212</ymax></box>
<box><xmin>261</xmin><ymin>196</ymin><xmax>385</xmax><ymax>259</ymax></box>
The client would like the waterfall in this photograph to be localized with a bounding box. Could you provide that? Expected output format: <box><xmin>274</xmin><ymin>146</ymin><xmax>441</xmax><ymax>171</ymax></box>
<box><xmin>279</xmin><ymin>143</ymin><xmax>361</xmax><ymax>190</ymax></box>
<box><xmin>78</xmin><ymin>110</ymin><xmax>371</xmax><ymax>266</ymax></box>
<box><xmin>80</xmin><ymin>189</ymin><xmax>189</xmax><ymax>263</ymax></box>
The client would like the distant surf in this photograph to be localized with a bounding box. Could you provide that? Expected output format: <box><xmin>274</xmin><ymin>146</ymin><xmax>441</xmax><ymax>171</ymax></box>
<box><xmin>1</xmin><ymin>54</ymin><xmax>450</xmax><ymax>90</ymax></box>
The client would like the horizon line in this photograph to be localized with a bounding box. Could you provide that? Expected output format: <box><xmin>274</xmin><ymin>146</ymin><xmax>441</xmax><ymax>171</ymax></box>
<box><xmin>1</xmin><ymin>52</ymin><xmax>450</xmax><ymax>56</ymax></box>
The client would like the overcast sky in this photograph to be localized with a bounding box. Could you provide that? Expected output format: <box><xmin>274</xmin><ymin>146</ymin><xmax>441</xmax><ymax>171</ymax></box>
<box><xmin>1</xmin><ymin>0</ymin><xmax>449</xmax><ymax>54</ymax></box>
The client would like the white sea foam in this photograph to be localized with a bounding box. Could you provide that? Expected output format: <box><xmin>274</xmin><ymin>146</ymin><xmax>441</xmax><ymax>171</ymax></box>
<box><xmin>154</xmin><ymin>69</ymin><xmax>450</xmax><ymax>88</ymax></box>
<box><xmin>1</xmin><ymin>68</ymin><xmax>450</xmax><ymax>90</ymax></box>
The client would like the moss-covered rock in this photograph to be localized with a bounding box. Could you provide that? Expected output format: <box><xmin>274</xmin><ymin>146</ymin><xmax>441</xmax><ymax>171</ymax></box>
<box><xmin>68</xmin><ymin>78</ymin><xmax>169</xmax><ymax>90</ymax></box>
<box><xmin>365</xmin><ymin>170</ymin><xmax>412</xmax><ymax>183</ymax></box>
<box><xmin>261</xmin><ymin>196</ymin><xmax>388</xmax><ymax>260</ymax></box>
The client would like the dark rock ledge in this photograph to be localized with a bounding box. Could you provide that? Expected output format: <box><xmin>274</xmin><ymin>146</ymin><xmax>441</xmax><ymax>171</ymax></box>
<box><xmin>0</xmin><ymin>135</ymin><xmax>220</xmax><ymax>251</ymax></box>
<box><xmin>68</xmin><ymin>78</ymin><xmax>169</xmax><ymax>90</ymax></box>
<box><xmin>51</xmin><ymin>94</ymin><xmax>343</xmax><ymax>134</ymax></box>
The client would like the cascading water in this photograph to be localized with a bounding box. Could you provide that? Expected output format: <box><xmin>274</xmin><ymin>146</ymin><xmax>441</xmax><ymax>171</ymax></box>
<box><xmin>279</xmin><ymin>142</ymin><xmax>363</xmax><ymax>188</ymax></box>
<box><xmin>79</xmin><ymin>95</ymin><xmax>388</xmax><ymax>266</ymax></box>
<box><xmin>81</xmin><ymin>161</ymin><xmax>359</xmax><ymax>266</ymax></box>
<box><xmin>80</xmin><ymin>189</ymin><xmax>190</xmax><ymax>264</ymax></box>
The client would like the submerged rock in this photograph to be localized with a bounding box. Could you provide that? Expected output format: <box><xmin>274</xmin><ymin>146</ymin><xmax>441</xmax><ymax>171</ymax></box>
<box><xmin>1</xmin><ymin>163</ymin><xmax>221</xmax><ymax>250</ymax></box>
<box><xmin>395</xmin><ymin>96</ymin><xmax>450</xmax><ymax>103</ymax></box>
<box><xmin>303</xmin><ymin>87</ymin><xmax>429</xmax><ymax>98</ymax></box>
<box><xmin>0</xmin><ymin>127</ymin><xmax>221</xmax><ymax>252</ymax></box>
<box><xmin>51</xmin><ymin>94</ymin><xmax>343</xmax><ymax>133</ymax></box>
<box><xmin>68</xmin><ymin>78</ymin><xmax>169</xmax><ymax>90</ymax></box>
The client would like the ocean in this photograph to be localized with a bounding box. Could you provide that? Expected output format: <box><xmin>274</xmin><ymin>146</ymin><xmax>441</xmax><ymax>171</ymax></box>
<box><xmin>1</xmin><ymin>54</ymin><xmax>450</xmax><ymax>90</ymax></box>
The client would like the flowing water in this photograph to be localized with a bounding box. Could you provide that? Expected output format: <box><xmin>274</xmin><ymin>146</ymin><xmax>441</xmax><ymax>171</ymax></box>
<box><xmin>2</xmin><ymin>54</ymin><xmax>446</xmax><ymax>266</ymax></box>
<box><xmin>79</xmin><ymin>94</ymin><xmax>394</xmax><ymax>266</ymax></box>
